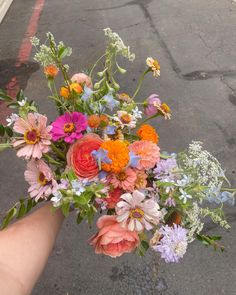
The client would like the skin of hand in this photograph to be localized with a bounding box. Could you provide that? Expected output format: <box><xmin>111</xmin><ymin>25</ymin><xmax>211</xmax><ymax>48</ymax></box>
<box><xmin>0</xmin><ymin>203</ymin><xmax>64</xmax><ymax>295</ymax></box>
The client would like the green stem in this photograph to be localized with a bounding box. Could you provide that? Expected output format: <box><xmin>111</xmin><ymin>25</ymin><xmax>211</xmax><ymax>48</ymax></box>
<box><xmin>132</xmin><ymin>69</ymin><xmax>150</xmax><ymax>100</ymax></box>
<box><xmin>136</xmin><ymin>113</ymin><xmax>161</xmax><ymax>128</ymax></box>
<box><xmin>50</xmin><ymin>143</ymin><xmax>66</xmax><ymax>160</ymax></box>
<box><xmin>89</xmin><ymin>53</ymin><xmax>107</xmax><ymax>77</ymax></box>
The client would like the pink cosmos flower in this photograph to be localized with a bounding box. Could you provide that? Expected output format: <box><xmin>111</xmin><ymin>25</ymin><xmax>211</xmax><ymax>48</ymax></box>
<box><xmin>129</xmin><ymin>140</ymin><xmax>160</xmax><ymax>170</ymax></box>
<box><xmin>71</xmin><ymin>73</ymin><xmax>92</xmax><ymax>88</ymax></box>
<box><xmin>13</xmin><ymin>113</ymin><xmax>52</xmax><ymax>159</ymax></box>
<box><xmin>89</xmin><ymin>215</ymin><xmax>139</xmax><ymax>257</ymax></box>
<box><xmin>108</xmin><ymin>168</ymin><xmax>137</xmax><ymax>192</ymax></box>
<box><xmin>24</xmin><ymin>159</ymin><xmax>58</xmax><ymax>201</ymax></box>
<box><xmin>116</xmin><ymin>190</ymin><xmax>163</xmax><ymax>232</ymax></box>
<box><xmin>51</xmin><ymin>112</ymin><xmax>87</xmax><ymax>144</ymax></box>
<box><xmin>144</xmin><ymin>94</ymin><xmax>161</xmax><ymax>116</ymax></box>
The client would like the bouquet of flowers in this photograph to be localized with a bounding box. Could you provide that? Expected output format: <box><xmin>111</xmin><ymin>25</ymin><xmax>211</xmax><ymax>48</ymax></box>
<box><xmin>0</xmin><ymin>29</ymin><xmax>235</xmax><ymax>262</ymax></box>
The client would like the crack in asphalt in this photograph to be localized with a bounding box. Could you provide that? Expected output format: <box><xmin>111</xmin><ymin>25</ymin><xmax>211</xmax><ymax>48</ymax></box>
<box><xmin>85</xmin><ymin>0</ymin><xmax>236</xmax><ymax>81</ymax></box>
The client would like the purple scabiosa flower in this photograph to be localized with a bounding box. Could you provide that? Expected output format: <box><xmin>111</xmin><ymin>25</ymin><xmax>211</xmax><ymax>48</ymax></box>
<box><xmin>144</xmin><ymin>94</ymin><xmax>161</xmax><ymax>116</ymax></box>
<box><xmin>154</xmin><ymin>158</ymin><xmax>177</xmax><ymax>181</ymax></box>
<box><xmin>153</xmin><ymin>224</ymin><xmax>188</xmax><ymax>263</ymax></box>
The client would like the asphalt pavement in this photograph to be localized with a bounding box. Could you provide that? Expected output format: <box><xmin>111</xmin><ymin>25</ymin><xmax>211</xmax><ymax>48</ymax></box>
<box><xmin>0</xmin><ymin>0</ymin><xmax>236</xmax><ymax>294</ymax></box>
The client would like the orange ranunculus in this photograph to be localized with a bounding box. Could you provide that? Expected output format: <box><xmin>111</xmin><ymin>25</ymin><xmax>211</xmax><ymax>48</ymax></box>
<box><xmin>100</xmin><ymin>140</ymin><xmax>130</xmax><ymax>174</ymax></box>
<box><xmin>136</xmin><ymin>124</ymin><xmax>159</xmax><ymax>144</ymax></box>
<box><xmin>71</xmin><ymin>73</ymin><xmax>93</xmax><ymax>88</ymax></box>
<box><xmin>89</xmin><ymin>215</ymin><xmax>139</xmax><ymax>257</ymax></box>
<box><xmin>70</xmin><ymin>82</ymin><xmax>83</xmax><ymax>94</ymax></box>
<box><xmin>44</xmin><ymin>65</ymin><xmax>59</xmax><ymax>78</ymax></box>
<box><xmin>67</xmin><ymin>133</ymin><xmax>103</xmax><ymax>179</ymax></box>
<box><xmin>60</xmin><ymin>86</ymin><xmax>70</xmax><ymax>99</ymax></box>
<box><xmin>88</xmin><ymin>114</ymin><xmax>101</xmax><ymax>128</ymax></box>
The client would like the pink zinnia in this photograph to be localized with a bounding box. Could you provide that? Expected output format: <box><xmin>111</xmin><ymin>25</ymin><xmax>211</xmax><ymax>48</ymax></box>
<box><xmin>108</xmin><ymin>168</ymin><xmax>137</xmax><ymax>192</ymax></box>
<box><xmin>129</xmin><ymin>140</ymin><xmax>160</xmax><ymax>170</ymax></box>
<box><xmin>116</xmin><ymin>190</ymin><xmax>163</xmax><ymax>232</ymax></box>
<box><xmin>51</xmin><ymin>112</ymin><xmax>87</xmax><ymax>144</ymax></box>
<box><xmin>13</xmin><ymin>113</ymin><xmax>52</xmax><ymax>159</ymax></box>
<box><xmin>24</xmin><ymin>159</ymin><xmax>58</xmax><ymax>201</ymax></box>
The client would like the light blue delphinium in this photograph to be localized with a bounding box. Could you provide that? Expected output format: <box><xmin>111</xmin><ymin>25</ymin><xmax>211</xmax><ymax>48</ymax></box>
<box><xmin>103</xmin><ymin>92</ymin><xmax>120</xmax><ymax>111</ymax></box>
<box><xmin>81</xmin><ymin>86</ymin><xmax>94</xmax><ymax>102</ymax></box>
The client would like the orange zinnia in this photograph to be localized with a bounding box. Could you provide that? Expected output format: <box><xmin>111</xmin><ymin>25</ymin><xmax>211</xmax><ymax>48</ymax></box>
<box><xmin>44</xmin><ymin>65</ymin><xmax>59</xmax><ymax>78</ymax></box>
<box><xmin>88</xmin><ymin>114</ymin><xmax>101</xmax><ymax>128</ymax></box>
<box><xmin>100</xmin><ymin>140</ymin><xmax>130</xmax><ymax>174</ymax></box>
<box><xmin>136</xmin><ymin>124</ymin><xmax>159</xmax><ymax>144</ymax></box>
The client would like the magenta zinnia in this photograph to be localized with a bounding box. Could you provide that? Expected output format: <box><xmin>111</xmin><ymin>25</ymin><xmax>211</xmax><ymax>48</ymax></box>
<box><xmin>13</xmin><ymin>113</ymin><xmax>52</xmax><ymax>159</ymax></box>
<box><xmin>24</xmin><ymin>159</ymin><xmax>58</xmax><ymax>201</ymax></box>
<box><xmin>51</xmin><ymin>112</ymin><xmax>87</xmax><ymax>144</ymax></box>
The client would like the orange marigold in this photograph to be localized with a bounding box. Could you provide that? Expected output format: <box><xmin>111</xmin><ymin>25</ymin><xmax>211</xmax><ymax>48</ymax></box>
<box><xmin>136</xmin><ymin>124</ymin><xmax>159</xmax><ymax>144</ymax></box>
<box><xmin>88</xmin><ymin>114</ymin><xmax>101</xmax><ymax>128</ymax></box>
<box><xmin>44</xmin><ymin>65</ymin><xmax>59</xmax><ymax>78</ymax></box>
<box><xmin>101</xmin><ymin>140</ymin><xmax>130</xmax><ymax>174</ymax></box>
<box><xmin>60</xmin><ymin>86</ymin><xmax>70</xmax><ymax>99</ymax></box>
<box><xmin>70</xmin><ymin>82</ymin><xmax>83</xmax><ymax>94</ymax></box>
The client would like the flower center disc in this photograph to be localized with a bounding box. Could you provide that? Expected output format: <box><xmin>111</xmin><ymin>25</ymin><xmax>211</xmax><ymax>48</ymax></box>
<box><xmin>117</xmin><ymin>171</ymin><xmax>127</xmax><ymax>181</ymax></box>
<box><xmin>153</xmin><ymin>60</ymin><xmax>160</xmax><ymax>70</ymax></box>
<box><xmin>24</xmin><ymin>129</ymin><xmax>40</xmax><ymax>144</ymax></box>
<box><xmin>129</xmin><ymin>208</ymin><xmax>144</xmax><ymax>220</ymax></box>
<box><xmin>64</xmin><ymin>123</ymin><xmax>75</xmax><ymax>133</ymax></box>
<box><xmin>38</xmin><ymin>172</ymin><xmax>48</xmax><ymax>186</ymax></box>
<box><xmin>121</xmin><ymin>114</ymin><xmax>131</xmax><ymax>124</ymax></box>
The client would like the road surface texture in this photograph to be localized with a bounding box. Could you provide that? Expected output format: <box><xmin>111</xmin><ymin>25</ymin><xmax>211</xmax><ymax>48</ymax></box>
<box><xmin>0</xmin><ymin>0</ymin><xmax>236</xmax><ymax>294</ymax></box>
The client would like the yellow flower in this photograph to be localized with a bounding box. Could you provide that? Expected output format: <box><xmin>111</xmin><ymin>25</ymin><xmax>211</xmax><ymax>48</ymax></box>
<box><xmin>146</xmin><ymin>57</ymin><xmax>160</xmax><ymax>77</ymax></box>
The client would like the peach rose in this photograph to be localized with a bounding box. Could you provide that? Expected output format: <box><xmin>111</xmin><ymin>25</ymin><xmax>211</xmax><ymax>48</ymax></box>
<box><xmin>71</xmin><ymin>73</ymin><xmax>92</xmax><ymax>88</ymax></box>
<box><xmin>67</xmin><ymin>133</ymin><xmax>102</xmax><ymax>179</ymax></box>
<box><xmin>89</xmin><ymin>215</ymin><xmax>139</xmax><ymax>258</ymax></box>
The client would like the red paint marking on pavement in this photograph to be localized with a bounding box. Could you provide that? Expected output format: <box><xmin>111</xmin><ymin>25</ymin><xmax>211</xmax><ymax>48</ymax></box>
<box><xmin>0</xmin><ymin>0</ymin><xmax>45</xmax><ymax>123</ymax></box>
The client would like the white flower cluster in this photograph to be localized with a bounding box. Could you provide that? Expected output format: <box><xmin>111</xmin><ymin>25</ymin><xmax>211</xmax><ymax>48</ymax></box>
<box><xmin>183</xmin><ymin>203</ymin><xmax>204</xmax><ymax>242</ymax></box>
<box><xmin>184</xmin><ymin>141</ymin><xmax>225</xmax><ymax>188</ymax></box>
<box><xmin>200</xmin><ymin>207</ymin><xmax>230</xmax><ymax>230</ymax></box>
<box><xmin>31</xmin><ymin>33</ymin><xmax>72</xmax><ymax>67</ymax></box>
<box><xmin>104</xmin><ymin>28</ymin><xmax>135</xmax><ymax>62</ymax></box>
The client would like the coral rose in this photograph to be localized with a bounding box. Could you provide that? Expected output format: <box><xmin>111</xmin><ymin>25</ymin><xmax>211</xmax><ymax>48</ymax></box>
<box><xmin>67</xmin><ymin>133</ymin><xmax>103</xmax><ymax>179</ymax></box>
<box><xmin>71</xmin><ymin>73</ymin><xmax>92</xmax><ymax>88</ymax></box>
<box><xmin>89</xmin><ymin>215</ymin><xmax>139</xmax><ymax>257</ymax></box>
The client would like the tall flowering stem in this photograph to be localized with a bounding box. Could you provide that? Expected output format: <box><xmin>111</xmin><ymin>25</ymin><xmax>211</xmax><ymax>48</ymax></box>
<box><xmin>132</xmin><ymin>69</ymin><xmax>150</xmax><ymax>100</ymax></box>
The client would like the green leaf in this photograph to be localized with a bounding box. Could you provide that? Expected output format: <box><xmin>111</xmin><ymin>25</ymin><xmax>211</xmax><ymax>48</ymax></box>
<box><xmin>1</xmin><ymin>207</ymin><xmax>17</xmax><ymax>229</ymax></box>
<box><xmin>16</xmin><ymin>90</ymin><xmax>25</xmax><ymax>101</ymax></box>
<box><xmin>17</xmin><ymin>202</ymin><xmax>26</xmax><ymax>218</ymax></box>
<box><xmin>58</xmin><ymin>47</ymin><xmax>69</xmax><ymax>59</ymax></box>
<box><xmin>5</xmin><ymin>127</ymin><xmax>13</xmax><ymax>137</ymax></box>
<box><xmin>76</xmin><ymin>213</ymin><xmax>83</xmax><ymax>224</ymax></box>
<box><xmin>0</xmin><ymin>143</ymin><xmax>12</xmax><ymax>152</ymax></box>
<box><xmin>0</xmin><ymin>125</ymin><xmax>5</xmax><ymax>137</ymax></box>
<box><xmin>156</xmin><ymin>180</ymin><xmax>175</xmax><ymax>187</ymax></box>
<box><xmin>67</xmin><ymin>169</ymin><xmax>77</xmax><ymax>181</ymax></box>
<box><xmin>0</xmin><ymin>90</ymin><xmax>13</xmax><ymax>102</ymax></box>
<box><xmin>61</xmin><ymin>202</ymin><xmax>70</xmax><ymax>217</ymax></box>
